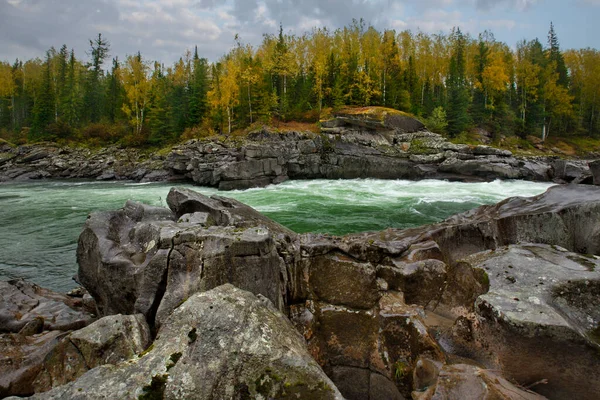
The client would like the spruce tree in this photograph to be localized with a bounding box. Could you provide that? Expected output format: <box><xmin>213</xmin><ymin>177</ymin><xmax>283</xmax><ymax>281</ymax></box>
<box><xmin>446</xmin><ymin>28</ymin><xmax>471</xmax><ymax>137</ymax></box>
<box><xmin>31</xmin><ymin>51</ymin><xmax>55</xmax><ymax>140</ymax></box>
<box><xmin>547</xmin><ymin>22</ymin><xmax>569</xmax><ymax>88</ymax></box>
<box><xmin>83</xmin><ymin>33</ymin><xmax>109</xmax><ymax>123</ymax></box>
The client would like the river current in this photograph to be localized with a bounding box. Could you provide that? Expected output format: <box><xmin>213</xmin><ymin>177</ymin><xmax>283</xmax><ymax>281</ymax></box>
<box><xmin>0</xmin><ymin>179</ymin><xmax>554</xmax><ymax>292</ymax></box>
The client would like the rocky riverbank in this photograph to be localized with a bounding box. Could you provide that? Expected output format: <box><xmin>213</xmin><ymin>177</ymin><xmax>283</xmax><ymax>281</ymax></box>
<box><xmin>1</xmin><ymin>108</ymin><xmax>597</xmax><ymax>188</ymax></box>
<box><xmin>2</xmin><ymin>184</ymin><xmax>599</xmax><ymax>399</ymax></box>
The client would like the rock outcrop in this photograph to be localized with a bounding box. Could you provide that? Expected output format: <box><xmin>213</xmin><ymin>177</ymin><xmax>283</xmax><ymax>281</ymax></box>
<box><xmin>76</xmin><ymin>188</ymin><xmax>296</xmax><ymax>331</ymax></box>
<box><xmin>448</xmin><ymin>244</ymin><xmax>600</xmax><ymax>400</ymax></box>
<box><xmin>4</xmin><ymin>184</ymin><xmax>600</xmax><ymax>399</ymax></box>
<box><xmin>0</xmin><ymin>143</ymin><xmax>171</xmax><ymax>183</ymax></box>
<box><xmin>66</xmin><ymin>185</ymin><xmax>600</xmax><ymax>399</ymax></box>
<box><xmin>17</xmin><ymin>285</ymin><xmax>342</xmax><ymax>400</ymax></box>
<box><xmin>0</xmin><ymin>282</ymin><xmax>149</xmax><ymax>398</ymax></box>
<box><xmin>1</xmin><ymin>108</ymin><xmax>595</xmax><ymax>187</ymax></box>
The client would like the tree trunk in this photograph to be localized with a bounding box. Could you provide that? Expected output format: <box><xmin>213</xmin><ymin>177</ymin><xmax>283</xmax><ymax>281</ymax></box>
<box><xmin>247</xmin><ymin>83</ymin><xmax>253</xmax><ymax>124</ymax></box>
<box><xmin>227</xmin><ymin>106</ymin><xmax>232</xmax><ymax>134</ymax></box>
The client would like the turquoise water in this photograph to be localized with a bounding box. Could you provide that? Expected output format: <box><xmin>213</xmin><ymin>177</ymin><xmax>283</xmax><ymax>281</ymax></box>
<box><xmin>0</xmin><ymin>179</ymin><xmax>554</xmax><ymax>292</ymax></box>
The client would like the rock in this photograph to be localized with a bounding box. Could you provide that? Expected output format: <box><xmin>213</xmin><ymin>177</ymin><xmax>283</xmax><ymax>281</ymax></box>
<box><xmin>21</xmin><ymin>285</ymin><xmax>343</xmax><ymax>400</ymax></box>
<box><xmin>69</xmin><ymin>184</ymin><xmax>600</xmax><ymax>399</ymax></box>
<box><xmin>34</xmin><ymin>314</ymin><xmax>151</xmax><ymax>394</ymax></box>
<box><xmin>1</xmin><ymin>313</ymin><xmax>151</xmax><ymax>398</ymax></box>
<box><xmin>0</xmin><ymin>280</ymin><xmax>94</xmax><ymax>334</ymax></box>
<box><xmin>589</xmin><ymin>159</ymin><xmax>600</xmax><ymax>185</ymax></box>
<box><xmin>412</xmin><ymin>363</ymin><xmax>546</xmax><ymax>400</ymax></box>
<box><xmin>553</xmin><ymin>159</ymin><xmax>590</xmax><ymax>182</ymax></box>
<box><xmin>449</xmin><ymin>244</ymin><xmax>600</xmax><ymax>400</ymax></box>
<box><xmin>0</xmin><ymin>331</ymin><xmax>67</xmax><ymax>398</ymax></box>
<box><xmin>324</xmin><ymin>106</ymin><xmax>426</xmax><ymax>132</ymax></box>
<box><xmin>77</xmin><ymin>188</ymin><xmax>296</xmax><ymax>329</ymax></box>
<box><xmin>68</xmin><ymin>314</ymin><xmax>151</xmax><ymax>369</ymax></box>
<box><xmin>309</xmin><ymin>252</ymin><xmax>380</xmax><ymax>309</ymax></box>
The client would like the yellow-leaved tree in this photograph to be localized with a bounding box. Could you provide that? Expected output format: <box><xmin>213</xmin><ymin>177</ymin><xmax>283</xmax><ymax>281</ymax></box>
<box><xmin>121</xmin><ymin>53</ymin><xmax>152</xmax><ymax>138</ymax></box>
<box><xmin>208</xmin><ymin>56</ymin><xmax>240</xmax><ymax>134</ymax></box>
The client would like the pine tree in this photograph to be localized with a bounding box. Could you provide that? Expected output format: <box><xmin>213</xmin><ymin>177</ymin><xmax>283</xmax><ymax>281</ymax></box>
<box><xmin>105</xmin><ymin>57</ymin><xmax>124</xmax><ymax>123</ymax></box>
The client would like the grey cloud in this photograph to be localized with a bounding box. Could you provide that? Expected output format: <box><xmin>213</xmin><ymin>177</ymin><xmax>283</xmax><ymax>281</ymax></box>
<box><xmin>475</xmin><ymin>0</ymin><xmax>540</xmax><ymax>11</ymax></box>
<box><xmin>0</xmin><ymin>0</ymin><xmax>120</xmax><ymax>62</ymax></box>
<box><xmin>232</xmin><ymin>0</ymin><xmax>388</xmax><ymax>31</ymax></box>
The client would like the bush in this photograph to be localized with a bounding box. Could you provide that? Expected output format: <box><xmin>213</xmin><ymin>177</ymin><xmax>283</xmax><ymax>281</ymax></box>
<box><xmin>425</xmin><ymin>106</ymin><xmax>448</xmax><ymax>134</ymax></box>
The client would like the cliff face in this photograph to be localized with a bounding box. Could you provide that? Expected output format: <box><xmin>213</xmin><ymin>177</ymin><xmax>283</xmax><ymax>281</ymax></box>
<box><xmin>1</xmin><ymin>109</ymin><xmax>595</xmax><ymax>186</ymax></box>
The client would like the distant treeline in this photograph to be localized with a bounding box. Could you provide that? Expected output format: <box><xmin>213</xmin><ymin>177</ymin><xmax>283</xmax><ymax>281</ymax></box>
<box><xmin>0</xmin><ymin>20</ymin><xmax>599</xmax><ymax>146</ymax></box>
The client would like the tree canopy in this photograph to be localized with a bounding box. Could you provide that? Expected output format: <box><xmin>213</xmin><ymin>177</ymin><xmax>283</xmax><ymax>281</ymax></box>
<box><xmin>0</xmin><ymin>22</ymin><xmax>598</xmax><ymax>146</ymax></box>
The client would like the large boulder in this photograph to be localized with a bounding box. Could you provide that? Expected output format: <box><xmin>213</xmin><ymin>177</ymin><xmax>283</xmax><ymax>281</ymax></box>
<box><xmin>448</xmin><ymin>244</ymin><xmax>600</xmax><ymax>400</ymax></box>
<box><xmin>77</xmin><ymin>188</ymin><xmax>297</xmax><ymax>329</ymax></box>
<box><xmin>19</xmin><ymin>285</ymin><xmax>343</xmax><ymax>400</ymax></box>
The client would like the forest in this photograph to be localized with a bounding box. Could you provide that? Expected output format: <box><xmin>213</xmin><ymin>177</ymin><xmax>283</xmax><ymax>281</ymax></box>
<box><xmin>0</xmin><ymin>20</ymin><xmax>599</xmax><ymax>147</ymax></box>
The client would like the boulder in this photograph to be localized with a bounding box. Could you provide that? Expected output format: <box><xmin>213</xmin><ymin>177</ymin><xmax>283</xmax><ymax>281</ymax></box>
<box><xmin>589</xmin><ymin>159</ymin><xmax>600</xmax><ymax>185</ymax></box>
<box><xmin>412</xmin><ymin>363</ymin><xmax>546</xmax><ymax>400</ymax></box>
<box><xmin>77</xmin><ymin>188</ymin><xmax>296</xmax><ymax>329</ymax></box>
<box><xmin>0</xmin><ymin>280</ymin><xmax>94</xmax><ymax>334</ymax></box>
<box><xmin>0</xmin><ymin>313</ymin><xmax>149</xmax><ymax>397</ymax></box>
<box><xmin>18</xmin><ymin>285</ymin><xmax>343</xmax><ymax>400</ymax></box>
<box><xmin>450</xmin><ymin>244</ymin><xmax>600</xmax><ymax>400</ymax></box>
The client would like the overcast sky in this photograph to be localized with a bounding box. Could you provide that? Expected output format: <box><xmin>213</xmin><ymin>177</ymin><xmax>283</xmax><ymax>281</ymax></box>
<box><xmin>1</xmin><ymin>0</ymin><xmax>598</xmax><ymax>66</ymax></box>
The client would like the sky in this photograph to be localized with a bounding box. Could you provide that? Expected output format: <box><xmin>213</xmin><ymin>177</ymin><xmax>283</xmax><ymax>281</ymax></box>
<box><xmin>0</xmin><ymin>0</ymin><xmax>598</xmax><ymax>66</ymax></box>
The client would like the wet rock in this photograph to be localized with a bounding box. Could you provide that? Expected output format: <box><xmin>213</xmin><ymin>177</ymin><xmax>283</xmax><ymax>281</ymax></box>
<box><xmin>20</xmin><ymin>285</ymin><xmax>343</xmax><ymax>400</ymax></box>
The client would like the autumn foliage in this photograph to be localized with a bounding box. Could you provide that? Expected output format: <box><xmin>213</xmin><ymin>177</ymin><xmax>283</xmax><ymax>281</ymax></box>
<box><xmin>0</xmin><ymin>21</ymin><xmax>598</xmax><ymax>147</ymax></box>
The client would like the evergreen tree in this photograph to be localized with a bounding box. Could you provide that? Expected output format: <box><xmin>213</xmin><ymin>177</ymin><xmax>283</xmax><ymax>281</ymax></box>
<box><xmin>547</xmin><ymin>22</ymin><xmax>569</xmax><ymax>88</ymax></box>
<box><xmin>105</xmin><ymin>57</ymin><xmax>124</xmax><ymax>123</ymax></box>
<box><xmin>31</xmin><ymin>51</ymin><xmax>55</xmax><ymax>140</ymax></box>
<box><xmin>63</xmin><ymin>50</ymin><xmax>82</xmax><ymax>127</ymax></box>
<box><xmin>83</xmin><ymin>33</ymin><xmax>109</xmax><ymax>123</ymax></box>
<box><xmin>189</xmin><ymin>46</ymin><xmax>209</xmax><ymax>127</ymax></box>
<box><xmin>446</xmin><ymin>28</ymin><xmax>471</xmax><ymax>136</ymax></box>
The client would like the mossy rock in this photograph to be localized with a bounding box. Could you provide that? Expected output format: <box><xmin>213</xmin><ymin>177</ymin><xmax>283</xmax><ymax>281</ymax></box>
<box><xmin>321</xmin><ymin>106</ymin><xmax>425</xmax><ymax>133</ymax></box>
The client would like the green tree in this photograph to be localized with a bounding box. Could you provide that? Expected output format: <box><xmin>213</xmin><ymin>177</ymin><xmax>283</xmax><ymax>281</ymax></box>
<box><xmin>446</xmin><ymin>28</ymin><xmax>471</xmax><ymax>136</ymax></box>
<box><xmin>83</xmin><ymin>33</ymin><xmax>109</xmax><ymax>123</ymax></box>
<box><xmin>188</xmin><ymin>46</ymin><xmax>209</xmax><ymax>127</ymax></box>
<box><xmin>31</xmin><ymin>51</ymin><xmax>55</xmax><ymax>140</ymax></box>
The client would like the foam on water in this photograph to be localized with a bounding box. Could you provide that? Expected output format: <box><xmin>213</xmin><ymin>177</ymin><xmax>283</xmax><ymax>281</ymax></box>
<box><xmin>0</xmin><ymin>179</ymin><xmax>554</xmax><ymax>291</ymax></box>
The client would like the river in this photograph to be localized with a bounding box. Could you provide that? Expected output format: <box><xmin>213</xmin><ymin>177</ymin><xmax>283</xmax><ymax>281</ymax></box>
<box><xmin>0</xmin><ymin>179</ymin><xmax>554</xmax><ymax>292</ymax></box>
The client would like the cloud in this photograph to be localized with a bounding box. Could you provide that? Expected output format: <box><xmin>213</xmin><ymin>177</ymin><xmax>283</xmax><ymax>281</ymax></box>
<box><xmin>0</xmin><ymin>0</ymin><xmax>596</xmax><ymax>66</ymax></box>
<box><xmin>475</xmin><ymin>0</ymin><xmax>540</xmax><ymax>11</ymax></box>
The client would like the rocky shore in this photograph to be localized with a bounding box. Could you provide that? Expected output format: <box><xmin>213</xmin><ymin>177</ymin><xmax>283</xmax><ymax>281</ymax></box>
<box><xmin>1</xmin><ymin>109</ymin><xmax>597</xmax><ymax>188</ymax></box>
<box><xmin>2</xmin><ymin>184</ymin><xmax>599</xmax><ymax>399</ymax></box>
